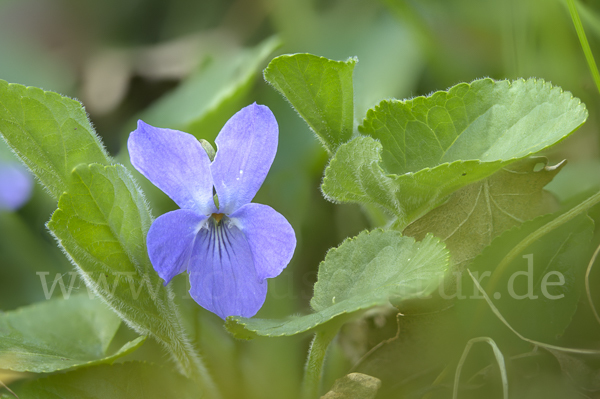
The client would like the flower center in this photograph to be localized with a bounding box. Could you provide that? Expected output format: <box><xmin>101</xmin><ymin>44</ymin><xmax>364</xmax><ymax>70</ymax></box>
<box><xmin>211</xmin><ymin>213</ymin><xmax>225</xmax><ymax>223</ymax></box>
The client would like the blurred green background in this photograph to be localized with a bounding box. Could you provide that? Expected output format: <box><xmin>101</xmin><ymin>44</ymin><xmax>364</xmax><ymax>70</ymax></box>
<box><xmin>2</xmin><ymin>0</ymin><xmax>600</xmax><ymax>398</ymax></box>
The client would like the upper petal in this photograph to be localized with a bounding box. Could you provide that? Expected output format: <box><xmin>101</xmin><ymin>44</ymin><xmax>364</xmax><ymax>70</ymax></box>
<box><xmin>211</xmin><ymin>103</ymin><xmax>278</xmax><ymax>214</ymax></box>
<box><xmin>128</xmin><ymin>120</ymin><xmax>216</xmax><ymax>214</ymax></box>
<box><xmin>188</xmin><ymin>221</ymin><xmax>267</xmax><ymax>319</ymax></box>
<box><xmin>229</xmin><ymin>203</ymin><xmax>296</xmax><ymax>280</ymax></box>
<box><xmin>147</xmin><ymin>209</ymin><xmax>208</xmax><ymax>285</ymax></box>
<box><xmin>0</xmin><ymin>162</ymin><xmax>33</xmax><ymax>211</ymax></box>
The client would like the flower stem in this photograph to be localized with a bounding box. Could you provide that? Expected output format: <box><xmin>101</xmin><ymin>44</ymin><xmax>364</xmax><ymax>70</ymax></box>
<box><xmin>153</xmin><ymin>323</ymin><xmax>221</xmax><ymax>399</ymax></box>
<box><xmin>190</xmin><ymin>354</ymin><xmax>221</xmax><ymax>399</ymax></box>
<box><xmin>163</xmin><ymin>292</ymin><xmax>221</xmax><ymax>399</ymax></box>
<box><xmin>301</xmin><ymin>326</ymin><xmax>340</xmax><ymax>399</ymax></box>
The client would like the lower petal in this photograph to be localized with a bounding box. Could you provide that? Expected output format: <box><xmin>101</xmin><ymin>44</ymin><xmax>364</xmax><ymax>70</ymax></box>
<box><xmin>147</xmin><ymin>209</ymin><xmax>208</xmax><ymax>284</ymax></box>
<box><xmin>188</xmin><ymin>221</ymin><xmax>267</xmax><ymax>319</ymax></box>
<box><xmin>229</xmin><ymin>203</ymin><xmax>296</xmax><ymax>280</ymax></box>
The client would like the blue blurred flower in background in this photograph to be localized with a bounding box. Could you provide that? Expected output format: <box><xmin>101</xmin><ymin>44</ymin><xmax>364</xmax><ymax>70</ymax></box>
<box><xmin>0</xmin><ymin>162</ymin><xmax>33</xmax><ymax>211</ymax></box>
<box><xmin>128</xmin><ymin>103</ymin><xmax>296</xmax><ymax>319</ymax></box>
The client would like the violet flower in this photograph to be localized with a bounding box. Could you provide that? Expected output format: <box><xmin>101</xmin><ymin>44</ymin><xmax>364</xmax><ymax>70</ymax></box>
<box><xmin>128</xmin><ymin>103</ymin><xmax>296</xmax><ymax>319</ymax></box>
<box><xmin>0</xmin><ymin>162</ymin><xmax>33</xmax><ymax>211</ymax></box>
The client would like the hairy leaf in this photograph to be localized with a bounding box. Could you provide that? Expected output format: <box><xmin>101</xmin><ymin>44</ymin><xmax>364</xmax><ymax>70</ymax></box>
<box><xmin>0</xmin><ymin>83</ymin><xmax>212</xmax><ymax>387</ymax></box>
<box><xmin>226</xmin><ymin>230</ymin><xmax>448</xmax><ymax>339</ymax></box>
<box><xmin>46</xmin><ymin>164</ymin><xmax>199</xmax><ymax>376</ymax></box>
<box><xmin>323</xmin><ymin>78</ymin><xmax>587</xmax><ymax>227</ymax></box>
<box><xmin>0</xmin><ymin>295</ymin><xmax>144</xmax><ymax>373</ymax></box>
<box><xmin>264</xmin><ymin>53</ymin><xmax>356</xmax><ymax>154</ymax></box>
<box><xmin>0</xmin><ymin>80</ymin><xmax>110</xmax><ymax>199</ymax></box>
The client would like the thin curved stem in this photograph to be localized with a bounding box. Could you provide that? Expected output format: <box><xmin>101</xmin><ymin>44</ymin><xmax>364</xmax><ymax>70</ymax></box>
<box><xmin>489</xmin><ymin>189</ymin><xmax>600</xmax><ymax>291</ymax></box>
<box><xmin>162</xmin><ymin>287</ymin><xmax>221</xmax><ymax>399</ymax></box>
<box><xmin>0</xmin><ymin>378</ymin><xmax>18</xmax><ymax>399</ymax></box>
<box><xmin>453</xmin><ymin>337</ymin><xmax>508</xmax><ymax>399</ymax></box>
<box><xmin>567</xmin><ymin>0</ymin><xmax>600</xmax><ymax>96</ymax></box>
<box><xmin>190</xmin><ymin>354</ymin><xmax>221</xmax><ymax>399</ymax></box>
<box><xmin>468</xmin><ymin>269</ymin><xmax>600</xmax><ymax>355</ymax></box>
<box><xmin>585</xmin><ymin>242</ymin><xmax>600</xmax><ymax>326</ymax></box>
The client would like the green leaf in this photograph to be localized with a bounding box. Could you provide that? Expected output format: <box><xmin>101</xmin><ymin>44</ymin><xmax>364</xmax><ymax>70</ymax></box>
<box><xmin>404</xmin><ymin>157</ymin><xmax>563</xmax><ymax>269</ymax></box>
<box><xmin>361</xmin><ymin>79</ymin><xmax>584</xmax><ymax>174</ymax></box>
<box><xmin>140</xmin><ymin>36</ymin><xmax>280</xmax><ymax>138</ymax></box>
<box><xmin>322</xmin><ymin>136</ymin><xmax>501</xmax><ymax>227</ymax></box>
<box><xmin>226</xmin><ymin>230</ymin><xmax>448</xmax><ymax>339</ymax></box>
<box><xmin>13</xmin><ymin>362</ymin><xmax>204</xmax><ymax>399</ymax></box>
<box><xmin>323</xmin><ymin>78</ymin><xmax>587</xmax><ymax>227</ymax></box>
<box><xmin>0</xmin><ymin>295</ymin><xmax>145</xmax><ymax>373</ymax></box>
<box><xmin>0</xmin><ymin>80</ymin><xmax>110</xmax><ymax>200</ymax></box>
<box><xmin>264</xmin><ymin>53</ymin><xmax>356</xmax><ymax>154</ymax></box>
<box><xmin>457</xmin><ymin>211</ymin><xmax>594</xmax><ymax>344</ymax></box>
<box><xmin>46</xmin><ymin>164</ymin><xmax>201</xmax><ymax>378</ymax></box>
<box><xmin>0</xmin><ymin>82</ymin><xmax>214</xmax><ymax>390</ymax></box>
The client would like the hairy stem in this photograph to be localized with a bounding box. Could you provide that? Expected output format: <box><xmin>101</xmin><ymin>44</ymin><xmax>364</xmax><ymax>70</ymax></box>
<box><xmin>301</xmin><ymin>327</ymin><xmax>340</xmax><ymax>399</ymax></box>
<box><xmin>167</xmin><ymin>333</ymin><xmax>221</xmax><ymax>399</ymax></box>
<box><xmin>163</xmin><ymin>290</ymin><xmax>221</xmax><ymax>399</ymax></box>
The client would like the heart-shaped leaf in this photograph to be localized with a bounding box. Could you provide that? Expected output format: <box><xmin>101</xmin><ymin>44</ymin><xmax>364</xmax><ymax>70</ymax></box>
<box><xmin>323</xmin><ymin>78</ymin><xmax>587</xmax><ymax>228</ymax></box>
<box><xmin>0</xmin><ymin>81</ymin><xmax>223</xmax><ymax>393</ymax></box>
<box><xmin>46</xmin><ymin>164</ymin><xmax>200</xmax><ymax>377</ymax></box>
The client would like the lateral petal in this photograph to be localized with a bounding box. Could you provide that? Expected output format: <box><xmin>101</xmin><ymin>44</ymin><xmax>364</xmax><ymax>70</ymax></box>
<box><xmin>147</xmin><ymin>209</ymin><xmax>208</xmax><ymax>285</ymax></box>
<box><xmin>211</xmin><ymin>103</ymin><xmax>278</xmax><ymax>214</ymax></box>
<box><xmin>229</xmin><ymin>203</ymin><xmax>296</xmax><ymax>280</ymax></box>
<box><xmin>128</xmin><ymin>120</ymin><xmax>216</xmax><ymax>214</ymax></box>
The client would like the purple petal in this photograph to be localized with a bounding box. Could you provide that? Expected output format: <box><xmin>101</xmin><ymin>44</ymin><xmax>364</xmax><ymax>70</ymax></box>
<box><xmin>0</xmin><ymin>163</ymin><xmax>33</xmax><ymax>211</ymax></box>
<box><xmin>128</xmin><ymin>121</ymin><xmax>216</xmax><ymax>214</ymax></box>
<box><xmin>230</xmin><ymin>203</ymin><xmax>296</xmax><ymax>280</ymax></box>
<box><xmin>189</xmin><ymin>221</ymin><xmax>267</xmax><ymax>319</ymax></box>
<box><xmin>147</xmin><ymin>209</ymin><xmax>208</xmax><ymax>284</ymax></box>
<box><xmin>211</xmin><ymin>103</ymin><xmax>278</xmax><ymax>214</ymax></box>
